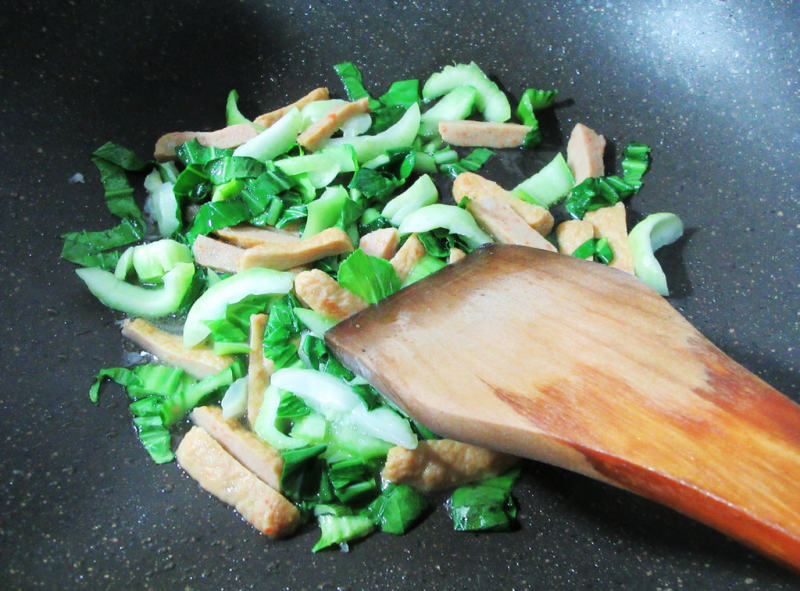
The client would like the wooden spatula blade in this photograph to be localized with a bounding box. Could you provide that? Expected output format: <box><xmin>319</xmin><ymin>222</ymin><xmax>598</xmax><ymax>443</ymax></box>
<box><xmin>326</xmin><ymin>244</ymin><xmax>800</xmax><ymax>570</ymax></box>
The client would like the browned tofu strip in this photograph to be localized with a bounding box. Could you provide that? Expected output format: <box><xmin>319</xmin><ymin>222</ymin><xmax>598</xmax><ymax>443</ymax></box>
<box><xmin>448</xmin><ymin>247</ymin><xmax>466</xmax><ymax>264</ymax></box>
<box><xmin>382</xmin><ymin>439</ymin><xmax>519</xmax><ymax>493</ymax></box>
<box><xmin>191</xmin><ymin>234</ymin><xmax>244</xmax><ymax>273</ymax></box>
<box><xmin>121</xmin><ymin>318</ymin><xmax>233</xmax><ymax>379</ymax></box>
<box><xmin>247</xmin><ymin>313</ymin><xmax>272</xmax><ymax>428</ymax></box>
<box><xmin>556</xmin><ymin>219</ymin><xmax>594</xmax><ymax>259</ymax></box>
<box><xmin>453</xmin><ymin>172</ymin><xmax>554</xmax><ymax>235</ymax></box>
<box><xmin>237</xmin><ymin>227</ymin><xmax>354</xmax><ymax>271</ymax></box>
<box><xmin>154</xmin><ymin>123</ymin><xmax>258</xmax><ymax>161</ymax></box>
<box><xmin>438</xmin><ymin>120</ymin><xmax>531</xmax><ymax>148</ymax></box>
<box><xmin>389</xmin><ymin>234</ymin><xmax>427</xmax><ymax>282</ymax></box>
<box><xmin>190</xmin><ymin>406</ymin><xmax>283</xmax><ymax>492</ymax></box>
<box><xmin>253</xmin><ymin>87</ymin><xmax>330</xmax><ymax>128</ymax></box>
<box><xmin>359</xmin><ymin>227</ymin><xmax>400</xmax><ymax>260</ymax></box>
<box><xmin>215</xmin><ymin>224</ymin><xmax>301</xmax><ymax>249</ymax></box>
<box><xmin>465</xmin><ymin>195</ymin><xmax>556</xmax><ymax>252</ymax></box>
<box><xmin>566</xmin><ymin>122</ymin><xmax>606</xmax><ymax>184</ymax></box>
<box><xmin>176</xmin><ymin>426</ymin><xmax>300</xmax><ymax>538</ymax></box>
<box><xmin>584</xmin><ymin>202</ymin><xmax>635</xmax><ymax>273</ymax></box>
<box><xmin>294</xmin><ymin>269</ymin><xmax>367</xmax><ymax>321</ymax></box>
<box><xmin>297</xmin><ymin>97</ymin><xmax>371</xmax><ymax>151</ymax></box>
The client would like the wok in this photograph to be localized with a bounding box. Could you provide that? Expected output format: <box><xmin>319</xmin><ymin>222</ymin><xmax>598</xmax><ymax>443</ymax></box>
<box><xmin>1</xmin><ymin>1</ymin><xmax>797</xmax><ymax>588</ymax></box>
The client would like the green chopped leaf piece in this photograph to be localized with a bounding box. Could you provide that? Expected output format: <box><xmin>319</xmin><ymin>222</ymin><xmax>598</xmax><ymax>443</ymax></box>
<box><xmin>329</xmin><ymin>458</ymin><xmax>379</xmax><ymax>504</ymax></box>
<box><xmin>571</xmin><ymin>238</ymin><xmax>597</xmax><ymax>260</ymax></box>
<box><xmin>175</xmin><ymin>139</ymin><xmax>234</xmax><ymax>166</ymax></box>
<box><xmin>621</xmin><ymin>141</ymin><xmax>652</xmax><ymax>190</ymax></box>
<box><xmin>333</xmin><ymin>62</ymin><xmax>381</xmax><ymax>111</ymax></box>
<box><xmin>594</xmin><ymin>237</ymin><xmax>614</xmax><ymax>264</ymax></box>
<box><xmin>281</xmin><ymin>444</ymin><xmax>330</xmax><ymax>501</ymax></box>
<box><xmin>337</xmin><ymin>249</ymin><xmax>402</xmax><ymax>304</ymax></box>
<box><xmin>367</xmin><ymin>483</ymin><xmax>428</xmax><ymax>534</ymax></box>
<box><xmin>378</xmin><ymin>79</ymin><xmax>420</xmax><ymax>108</ymax></box>
<box><xmin>312</xmin><ymin>514</ymin><xmax>374</xmax><ymax>552</ymax></box>
<box><xmin>517</xmin><ymin>88</ymin><xmax>557</xmax><ymax>122</ymax></box>
<box><xmin>449</xmin><ymin>469</ymin><xmax>520</xmax><ymax>531</ymax></box>
<box><xmin>439</xmin><ymin>148</ymin><xmax>494</xmax><ymax>177</ymax></box>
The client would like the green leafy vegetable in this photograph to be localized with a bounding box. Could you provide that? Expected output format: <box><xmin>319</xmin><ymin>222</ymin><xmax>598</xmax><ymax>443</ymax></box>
<box><xmin>333</xmin><ymin>62</ymin><xmax>381</xmax><ymax>111</ymax></box>
<box><xmin>449</xmin><ymin>469</ymin><xmax>520</xmax><ymax>531</ymax></box>
<box><xmin>312</xmin><ymin>514</ymin><xmax>374</xmax><ymax>552</ymax></box>
<box><xmin>337</xmin><ymin>249</ymin><xmax>402</xmax><ymax>304</ymax></box>
<box><xmin>367</xmin><ymin>483</ymin><xmax>428</xmax><ymax>534</ymax></box>
<box><xmin>439</xmin><ymin>148</ymin><xmax>494</xmax><ymax>177</ymax></box>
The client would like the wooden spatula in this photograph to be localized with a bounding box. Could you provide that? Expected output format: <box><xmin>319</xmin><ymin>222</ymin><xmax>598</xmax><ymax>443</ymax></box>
<box><xmin>326</xmin><ymin>244</ymin><xmax>800</xmax><ymax>571</ymax></box>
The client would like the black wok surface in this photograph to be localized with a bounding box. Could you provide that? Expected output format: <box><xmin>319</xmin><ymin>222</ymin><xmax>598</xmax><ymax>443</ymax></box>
<box><xmin>1</xmin><ymin>1</ymin><xmax>798</xmax><ymax>589</ymax></box>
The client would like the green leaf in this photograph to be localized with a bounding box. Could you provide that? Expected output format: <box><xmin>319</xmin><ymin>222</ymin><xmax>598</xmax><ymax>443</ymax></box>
<box><xmin>333</xmin><ymin>62</ymin><xmax>381</xmax><ymax>111</ymax></box>
<box><xmin>439</xmin><ymin>148</ymin><xmax>494</xmax><ymax>177</ymax></box>
<box><xmin>449</xmin><ymin>469</ymin><xmax>520</xmax><ymax>531</ymax></box>
<box><xmin>312</xmin><ymin>514</ymin><xmax>374</xmax><ymax>552</ymax></box>
<box><xmin>337</xmin><ymin>249</ymin><xmax>402</xmax><ymax>304</ymax></box>
<box><xmin>367</xmin><ymin>483</ymin><xmax>428</xmax><ymax>534</ymax></box>
<box><xmin>280</xmin><ymin>444</ymin><xmax>329</xmax><ymax>501</ymax></box>
<box><xmin>378</xmin><ymin>79</ymin><xmax>420</xmax><ymax>108</ymax></box>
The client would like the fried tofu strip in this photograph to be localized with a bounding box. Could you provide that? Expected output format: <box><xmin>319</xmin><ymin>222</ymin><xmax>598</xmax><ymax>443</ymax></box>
<box><xmin>389</xmin><ymin>234</ymin><xmax>427</xmax><ymax>282</ymax></box>
<box><xmin>556</xmin><ymin>219</ymin><xmax>594</xmax><ymax>259</ymax></box>
<box><xmin>448</xmin><ymin>247</ymin><xmax>466</xmax><ymax>264</ymax></box>
<box><xmin>566</xmin><ymin>123</ymin><xmax>606</xmax><ymax>184</ymax></box>
<box><xmin>294</xmin><ymin>269</ymin><xmax>368</xmax><ymax>321</ymax></box>
<box><xmin>176</xmin><ymin>426</ymin><xmax>300</xmax><ymax>538</ymax></box>
<box><xmin>154</xmin><ymin>123</ymin><xmax>258</xmax><ymax>161</ymax></box>
<box><xmin>464</xmin><ymin>195</ymin><xmax>556</xmax><ymax>252</ymax></box>
<box><xmin>247</xmin><ymin>313</ymin><xmax>272</xmax><ymax>428</ymax></box>
<box><xmin>237</xmin><ymin>227</ymin><xmax>354</xmax><ymax>271</ymax></box>
<box><xmin>190</xmin><ymin>406</ymin><xmax>283</xmax><ymax>492</ymax></box>
<box><xmin>191</xmin><ymin>234</ymin><xmax>244</xmax><ymax>273</ymax></box>
<box><xmin>297</xmin><ymin>97</ymin><xmax>371</xmax><ymax>151</ymax></box>
<box><xmin>584</xmin><ymin>202</ymin><xmax>634</xmax><ymax>273</ymax></box>
<box><xmin>253</xmin><ymin>87</ymin><xmax>330</xmax><ymax>128</ymax></box>
<box><xmin>382</xmin><ymin>439</ymin><xmax>519</xmax><ymax>493</ymax></box>
<box><xmin>121</xmin><ymin>318</ymin><xmax>233</xmax><ymax>379</ymax></box>
<box><xmin>453</xmin><ymin>172</ymin><xmax>553</xmax><ymax>235</ymax></box>
<box><xmin>359</xmin><ymin>227</ymin><xmax>400</xmax><ymax>260</ymax></box>
<box><xmin>214</xmin><ymin>224</ymin><xmax>301</xmax><ymax>249</ymax></box>
<box><xmin>439</xmin><ymin>120</ymin><xmax>532</xmax><ymax>148</ymax></box>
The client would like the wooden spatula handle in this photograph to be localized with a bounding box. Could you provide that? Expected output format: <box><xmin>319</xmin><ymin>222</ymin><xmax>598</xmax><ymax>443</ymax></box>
<box><xmin>327</xmin><ymin>244</ymin><xmax>800</xmax><ymax>571</ymax></box>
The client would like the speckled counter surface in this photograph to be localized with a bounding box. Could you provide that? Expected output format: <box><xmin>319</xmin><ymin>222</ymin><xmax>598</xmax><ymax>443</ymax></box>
<box><xmin>1</xmin><ymin>1</ymin><xmax>798</xmax><ymax>589</ymax></box>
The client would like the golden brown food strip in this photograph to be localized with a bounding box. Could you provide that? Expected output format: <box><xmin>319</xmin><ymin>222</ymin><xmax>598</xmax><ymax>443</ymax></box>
<box><xmin>294</xmin><ymin>269</ymin><xmax>368</xmax><ymax>321</ymax></box>
<box><xmin>453</xmin><ymin>172</ymin><xmax>554</xmax><ymax>235</ymax></box>
<box><xmin>176</xmin><ymin>426</ymin><xmax>300</xmax><ymax>538</ymax></box>
<box><xmin>190</xmin><ymin>406</ymin><xmax>283</xmax><ymax>492</ymax></box>
<box><xmin>556</xmin><ymin>219</ymin><xmax>594</xmax><ymax>259</ymax></box>
<box><xmin>121</xmin><ymin>318</ymin><xmax>233</xmax><ymax>379</ymax></box>
<box><xmin>191</xmin><ymin>234</ymin><xmax>244</xmax><ymax>273</ymax></box>
<box><xmin>253</xmin><ymin>87</ymin><xmax>330</xmax><ymax>128</ymax></box>
<box><xmin>297</xmin><ymin>97</ymin><xmax>371</xmax><ymax>151</ymax></box>
<box><xmin>584</xmin><ymin>202</ymin><xmax>634</xmax><ymax>273</ymax></box>
<box><xmin>438</xmin><ymin>120</ymin><xmax>532</xmax><ymax>148</ymax></box>
<box><xmin>237</xmin><ymin>227</ymin><xmax>354</xmax><ymax>271</ymax></box>
<box><xmin>214</xmin><ymin>224</ymin><xmax>301</xmax><ymax>249</ymax></box>
<box><xmin>247</xmin><ymin>313</ymin><xmax>272</xmax><ymax>428</ymax></box>
<box><xmin>465</xmin><ymin>195</ymin><xmax>556</xmax><ymax>252</ymax></box>
<box><xmin>359</xmin><ymin>227</ymin><xmax>400</xmax><ymax>260</ymax></box>
<box><xmin>448</xmin><ymin>248</ymin><xmax>467</xmax><ymax>264</ymax></box>
<box><xmin>382</xmin><ymin>439</ymin><xmax>519</xmax><ymax>493</ymax></box>
<box><xmin>566</xmin><ymin>123</ymin><xmax>606</xmax><ymax>184</ymax></box>
<box><xmin>389</xmin><ymin>234</ymin><xmax>427</xmax><ymax>282</ymax></box>
<box><xmin>154</xmin><ymin>123</ymin><xmax>258</xmax><ymax>161</ymax></box>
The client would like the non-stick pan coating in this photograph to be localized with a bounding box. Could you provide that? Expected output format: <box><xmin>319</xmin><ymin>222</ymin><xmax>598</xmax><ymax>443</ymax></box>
<box><xmin>1</xmin><ymin>1</ymin><xmax>798</xmax><ymax>588</ymax></box>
